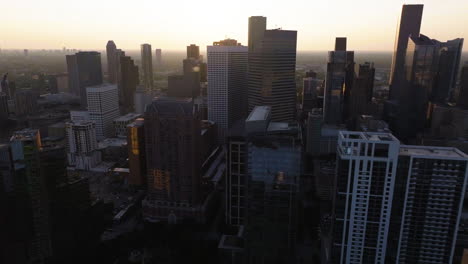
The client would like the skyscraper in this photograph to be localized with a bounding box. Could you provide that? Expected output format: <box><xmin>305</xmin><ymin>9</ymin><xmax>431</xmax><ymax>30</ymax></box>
<box><xmin>14</xmin><ymin>89</ymin><xmax>37</xmax><ymax>117</ymax></box>
<box><xmin>1</xmin><ymin>73</ymin><xmax>9</xmax><ymax>98</ymax></box>
<box><xmin>142</xmin><ymin>97</ymin><xmax>202</xmax><ymax>222</ymax></box>
<box><xmin>140</xmin><ymin>44</ymin><xmax>153</xmax><ymax>90</ymax></box>
<box><xmin>66</xmin><ymin>51</ymin><xmax>103</xmax><ymax>107</ymax></box>
<box><xmin>347</xmin><ymin>62</ymin><xmax>375</xmax><ymax>123</ymax></box>
<box><xmin>187</xmin><ymin>44</ymin><xmax>200</xmax><ymax>59</ymax></box>
<box><xmin>248</xmin><ymin>29</ymin><xmax>297</xmax><ymax>122</ymax></box>
<box><xmin>65</xmin><ymin>121</ymin><xmax>101</xmax><ymax>170</ymax></box>
<box><xmin>323</xmin><ymin>37</ymin><xmax>355</xmax><ymax>125</ymax></box>
<box><xmin>333</xmin><ymin>131</ymin><xmax>468</xmax><ymax>264</ymax></box>
<box><xmin>0</xmin><ymin>92</ymin><xmax>8</xmax><ymax>121</ymax></box>
<box><xmin>207</xmin><ymin>39</ymin><xmax>248</xmax><ymax>141</ymax></box>
<box><xmin>458</xmin><ymin>62</ymin><xmax>468</xmax><ymax>109</ymax></box>
<box><xmin>9</xmin><ymin>129</ymin><xmax>52</xmax><ymax>263</ymax></box>
<box><xmin>302</xmin><ymin>71</ymin><xmax>319</xmax><ymax>112</ymax></box>
<box><xmin>225</xmin><ymin>106</ymin><xmax>301</xmax><ymax>263</ymax></box>
<box><xmin>155</xmin><ymin>49</ymin><xmax>162</xmax><ymax>66</ymax></box>
<box><xmin>389</xmin><ymin>4</ymin><xmax>424</xmax><ymax>101</ymax></box>
<box><xmin>432</xmin><ymin>38</ymin><xmax>464</xmax><ymax>103</ymax></box>
<box><xmin>248</xmin><ymin>16</ymin><xmax>267</xmax><ymax>52</ymax></box>
<box><xmin>404</xmin><ymin>34</ymin><xmax>437</xmax><ymax>139</ymax></box>
<box><xmin>119</xmin><ymin>55</ymin><xmax>139</xmax><ymax>113</ymax></box>
<box><xmin>86</xmin><ymin>84</ymin><xmax>120</xmax><ymax>139</ymax></box>
<box><xmin>332</xmin><ymin>131</ymin><xmax>400</xmax><ymax>264</ymax></box>
<box><xmin>167</xmin><ymin>72</ymin><xmax>200</xmax><ymax>98</ymax></box>
<box><xmin>106</xmin><ymin>40</ymin><xmax>118</xmax><ymax>84</ymax></box>
<box><xmin>127</xmin><ymin>118</ymin><xmax>146</xmax><ymax>186</ymax></box>
<box><xmin>389</xmin><ymin>146</ymin><xmax>468</xmax><ymax>263</ymax></box>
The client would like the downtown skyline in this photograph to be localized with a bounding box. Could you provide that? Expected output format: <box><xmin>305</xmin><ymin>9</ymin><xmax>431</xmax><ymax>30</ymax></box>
<box><xmin>1</xmin><ymin>0</ymin><xmax>468</xmax><ymax>52</ymax></box>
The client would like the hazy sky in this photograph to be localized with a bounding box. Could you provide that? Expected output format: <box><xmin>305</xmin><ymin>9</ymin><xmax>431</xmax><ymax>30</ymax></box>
<box><xmin>1</xmin><ymin>0</ymin><xmax>467</xmax><ymax>52</ymax></box>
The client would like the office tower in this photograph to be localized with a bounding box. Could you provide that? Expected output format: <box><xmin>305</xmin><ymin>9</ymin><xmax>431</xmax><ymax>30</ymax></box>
<box><xmin>183</xmin><ymin>58</ymin><xmax>198</xmax><ymax>75</ymax></box>
<box><xmin>127</xmin><ymin>118</ymin><xmax>146</xmax><ymax>186</ymax></box>
<box><xmin>119</xmin><ymin>55</ymin><xmax>139</xmax><ymax>113</ymax></box>
<box><xmin>23</xmin><ymin>49</ymin><xmax>28</xmax><ymax>56</ymax></box>
<box><xmin>113</xmin><ymin>113</ymin><xmax>141</xmax><ymax>138</ymax></box>
<box><xmin>106</xmin><ymin>40</ymin><xmax>118</xmax><ymax>84</ymax></box>
<box><xmin>347</xmin><ymin>62</ymin><xmax>375</xmax><ymax>123</ymax></box>
<box><xmin>248</xmin><ymin>16</ymin><xmax>267</xmax><ymax>52</ymax></box>
<box><xmin>332</xmin><ymin>131</ymin><xmax>400</xmax><ymax>264</ymax></box>
<box><xmin>1</xmin><ymin>73</ymin><xmax>8</xmax><ymax>96</ymax></box>
<box><xmin>66</xmin><ymin>51</ymin><xmax>103</xmax><ymax>106</ymax></box>
<box><xmin>323</xmin><ymin>37</ymin><xmax>355</xmax><ymax>125</ymax></box>
<box><xmin>155</xmin><ymin>49</ymin><xmax>162</xmax><ymax>66</ymax></box>
<box><xmin>167</xmin><ymin>72</ymin><xmax>200</xmax><ymax>98</ymax></box>
<box><xmin>207</xmin><ymin>39</ymin><xmax>248</xmax><ymax>141</ymax></box>
<box><xmin>390</xmin><ymin>146</ymin><xmax>468</xmax><ymax>264</ymax></box>
<box><xmin>248</xmin><ymin>29</ymin><xmax>297</xmax><ymax>121</ymax></box>
<box><xmin>199</xmin><ymin>62</ymin><xmax>207</xmax><ymax>82</ymax></box>
<box><xmin>458</xmin><ymin>63</ymin><xmax>468</xmax><ymax>109</ymax></box>
<box><xmin>134</xmin><ymin>86</ymin><xmax>153</xmax><ymax>114</ymax></box>
<box><xmin>140</xmin><ymin>44</ymin><xmax>153</xmax><ymax>90</ymax></box>
<box><xmin>187</xmin><ymin>44</ymin><xmax>200</xmax><ymax>59</ymax></box>
<box><xmin>433</xmin><ymin>38</ymin><xmax>464</xmax><ymax>103</ymax></box>
<box><xmin>47</xmin><ymin>75</ymin><xmax>58</xmax><ymax>94</ymax></box>
<box><xmin>302</xmin><ymin>71</ymin><xmax>319</xmax><ymax>112</ymax></box>
<box><xmin>86</xmin><ymin>84</ymin><xmax>120</xmax><ymax>139</ymax></box>
<box><xmin>9</xmin><ymin>129</ymin><xmax>52</xmax><ymax>263</ymax></box>
<box><xmin>0</xmin><ymin>93</ymin><xmax>8</xmax><ymax>121</ymax></box>
<box><xmin>54</xmin><ymin>73</ymin><xmax>68</xmax><ymax>93</ymax></box>
<box><xmin>404</xmin><ymin>34</ymin><xmax>437</xmax><ymax>139</ymax></box>
<box><xmin>65</xmin><ymin>121</ymin><xmax>101</xmax><ymax>170</ymax></box>
<box><xmin>241</xmin><ymin>106</ymin><xmax>300</xmax><ymax>263</ymax></box>
<box><xmin>14</xmin><ymin>89</ymin><xmax>37</xmax><ymax>116</ymax></box>
<box><xmin>142</xmin><ymin>97</ymin><xmax>202</xmax><ymax>222</ymax></box>
<box><xmin>305</xmin><ymin>108</ymin><xmax>323</xmax><ymax>155</ymax></box>
<box><xmin>389</xmin><ymin>4</ymin><xmax>424</xmax><ymax>100</ymax></box>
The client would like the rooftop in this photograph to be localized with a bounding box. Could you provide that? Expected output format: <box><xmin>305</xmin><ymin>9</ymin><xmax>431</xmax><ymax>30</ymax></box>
<box><xmin>399</xmin><ymin>145</ymin><xmax>468</xmax><ymax>159</ymax></box>
<box><xmin>98</xmin><ymin>138</ymin><xmax>127</xmax><ymax>148</ymax></box>
<box><xmin>86</xmin><ymin>83</ymin><xmax>117</xmax><ymax>92</ymax></box>
<box><xmin>246</xmin><ymin>106</ymin><xmax>271</xmax><ymax>122</ymax></box>
<box><xmin>127</xmin><ymin>118</ymin><xmax>144</xmax><ymax>128</ymax></box>
<box><xmin>145</xmin><ymin>97</ymin><xmax>193</xmax><ymax>115</ymax></box>
<box><xmin>114</xmin><ymin>113</ymin><xmax>141</xmax><ymax>122</ymax></box>
<box><xmin>339</xmin><ymin>131</ymin><xmax>400</xmax><ymax>143</ymax></box>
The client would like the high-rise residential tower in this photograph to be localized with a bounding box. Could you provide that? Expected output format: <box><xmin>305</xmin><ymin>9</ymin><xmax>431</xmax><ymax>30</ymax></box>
<box><xmin>248</xmin><ymin>29</ymin><xmax>297</xmax><ymax>121</ymax></box>
<box><xmin>323</xmin><ymin>37</ymin><xmax>355</xmax><ymax>125</ymax></box>
<box><xmin>66</xmin><ymin>51</ymin><xmax>103</xmax><ymax>107</ymax></box>
<box><xmin>140</xmin><ymin>44</ymin><xmax>153</xmax><ymax>90</ymax></box>
<box><xmin>86</xmin><ymin>84</ymin><xmax>120</xmax><ymax>139</ymax></box>
<box><xmin>106</xmin><ymin>40</ymin><xmax>118</xmax><ymax>84</ymax></box>
<box><xmin>207</xmin><ymin>39</ymin><xmax>248</xmax><ymax>141</ymax></box>
<box><xmin>332</xmin><ymin>131</ymin><xmax>400</xmax><ymax>264</ymax></box>
<box><xmin>65</xmin><ymin>121</ymin><xmax>101</xmax><ymax>170</ymax></box>
<box><xmin>389</xmin><ymin>146</ymin><xmax>468</xmax><ymax>264</ymax></box>
<box><xmin>332</xmin><ymin>131</ymin><xmax>468</xmax><ymax>264</ymax></box>
<box><xmin>389</xmin><ymin>4</ymin><xmax>424</xmax><ymax>101</ymax></box>
<box><xmin>248</xmin><ymin>16</ymin><xmax>267</xmax><ymax>52</ymax></box>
